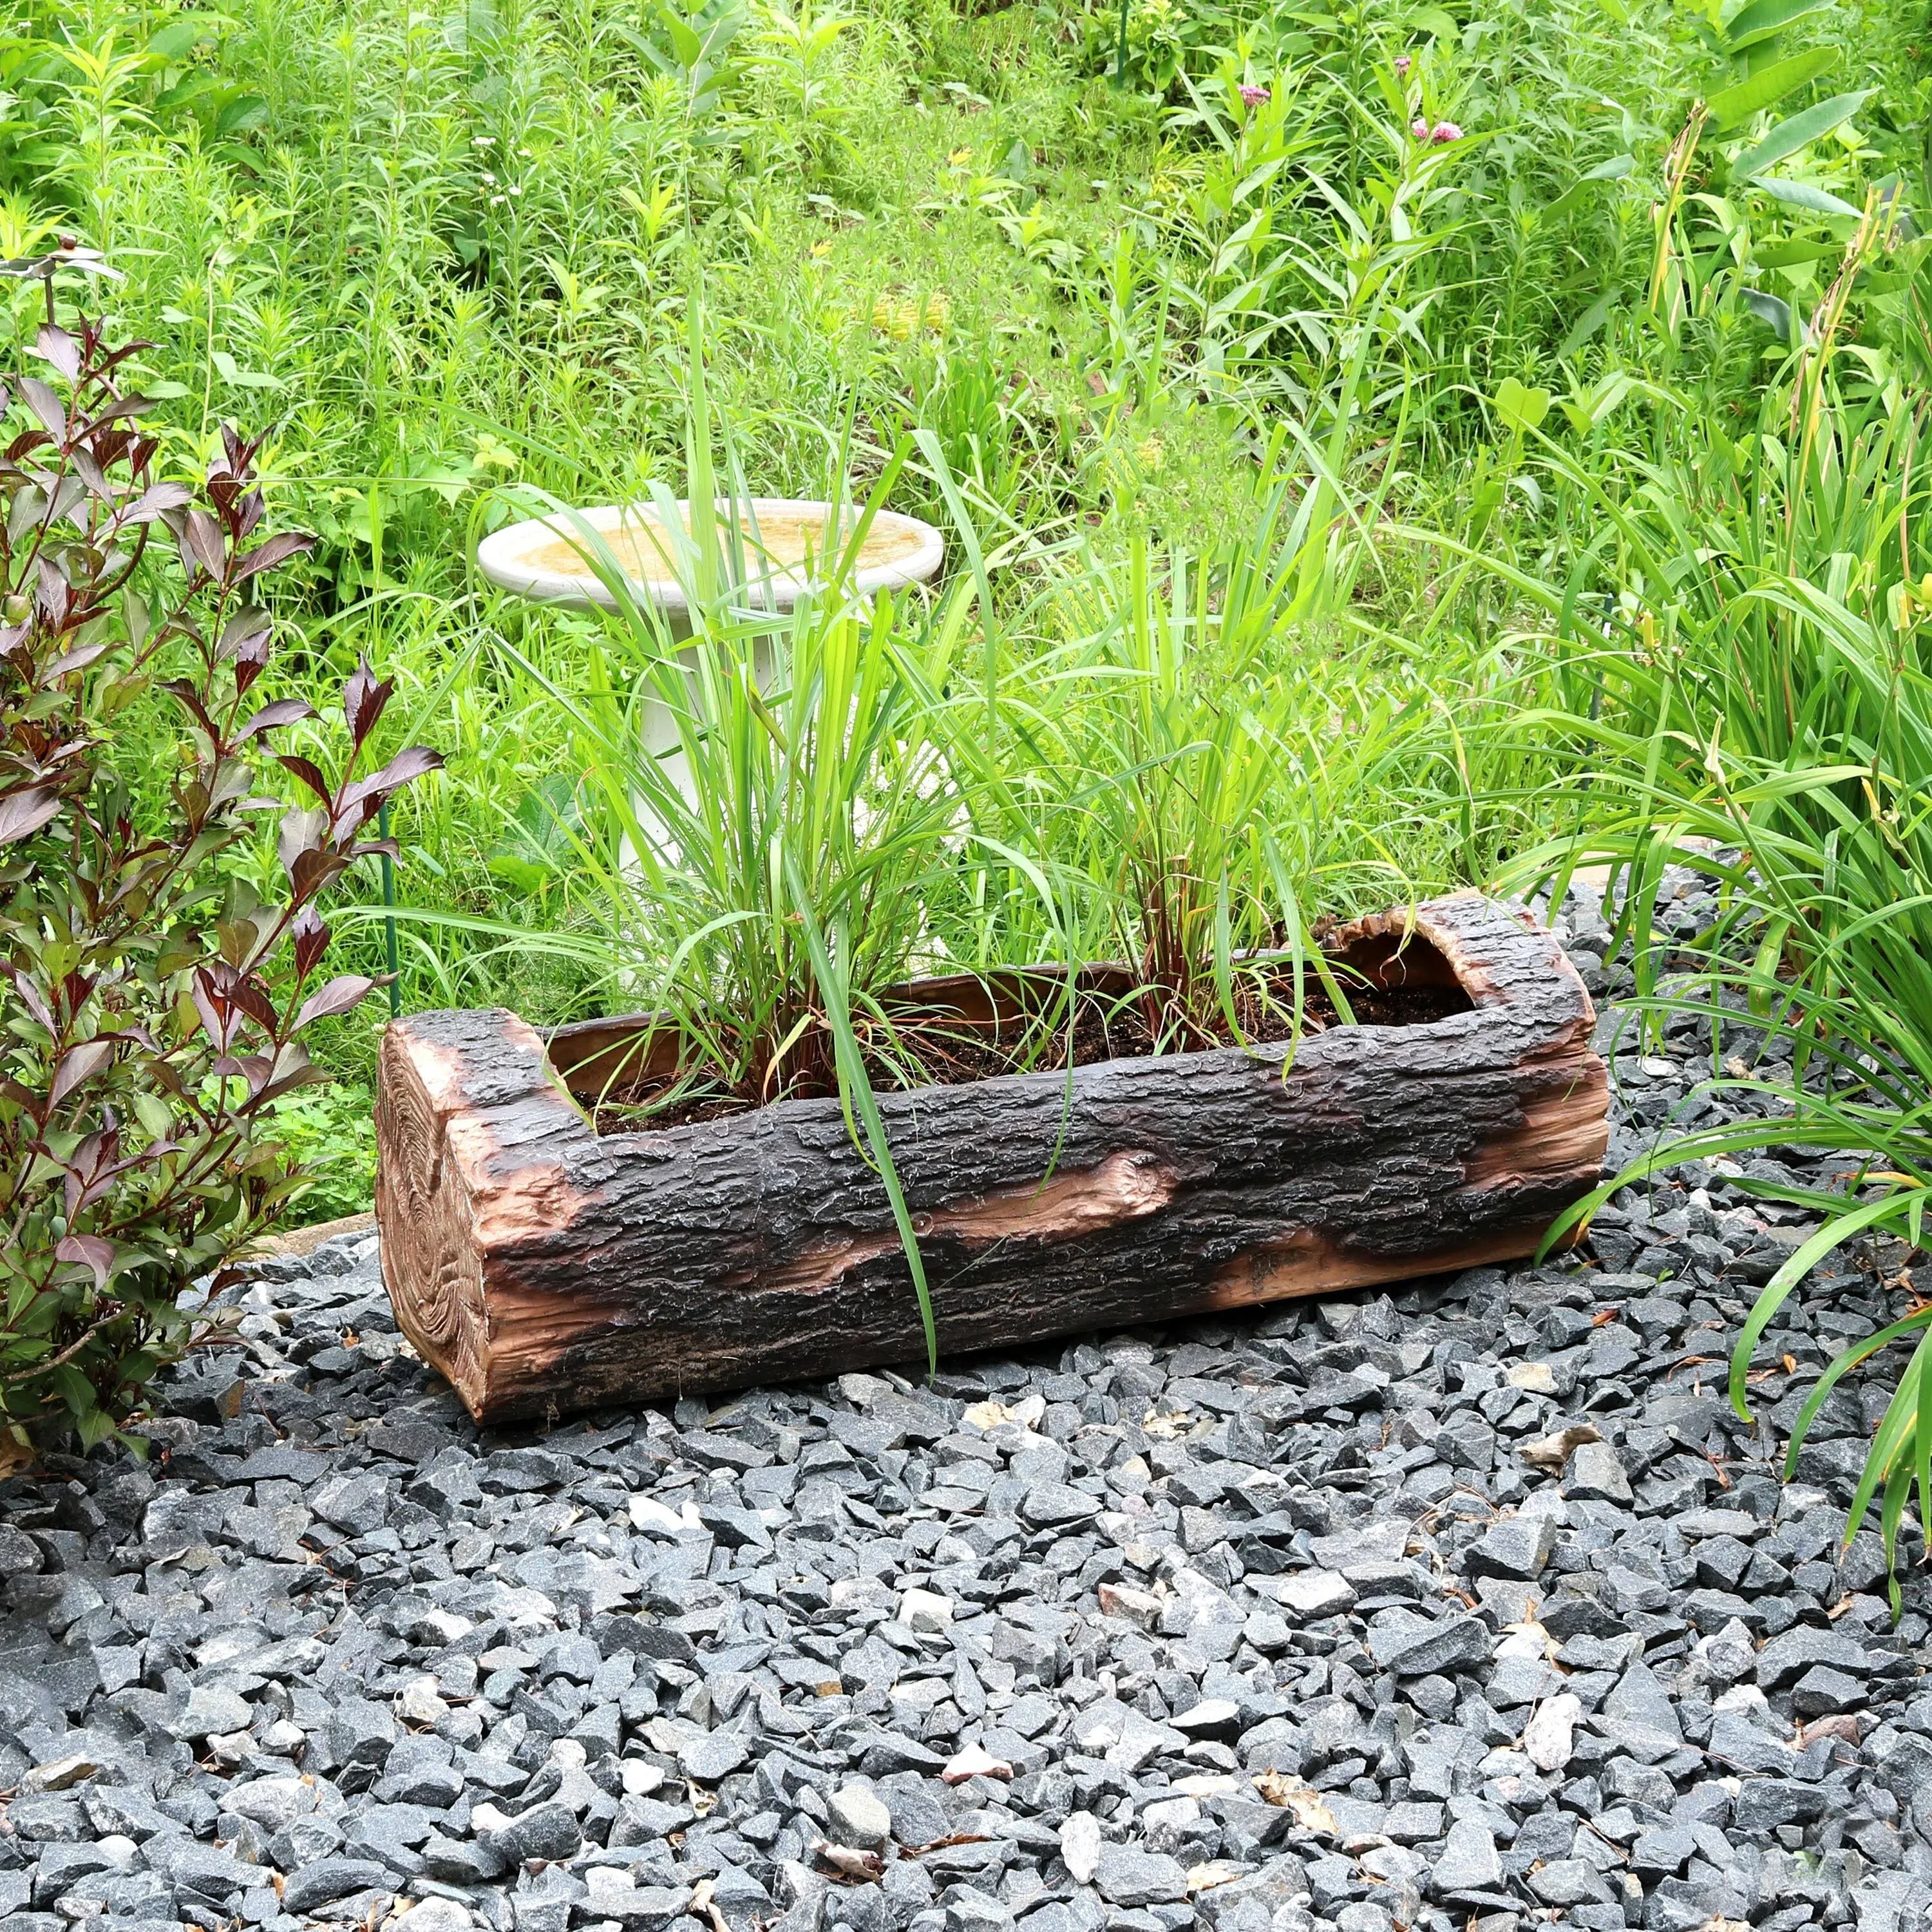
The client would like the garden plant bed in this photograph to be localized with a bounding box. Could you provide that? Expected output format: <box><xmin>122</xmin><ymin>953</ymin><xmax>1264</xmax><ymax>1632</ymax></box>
<box><xmin>375</xmin><ymin>895</ymin><xmax>1609</xmax><ymax>1425</ymax></box>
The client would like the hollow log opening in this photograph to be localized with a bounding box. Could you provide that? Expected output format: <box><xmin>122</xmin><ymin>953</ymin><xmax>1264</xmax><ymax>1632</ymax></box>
<box><xmin>546</xmin><ymin>931</ymin><xmax>1478</xmax><ymax>1130</ymax></box>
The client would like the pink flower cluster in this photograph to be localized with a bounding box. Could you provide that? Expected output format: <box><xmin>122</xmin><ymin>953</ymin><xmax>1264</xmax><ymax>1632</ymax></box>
<box><xmin>1411</xmin><ymin>117</ymin><xmax>1463</xmax><ymax>142</ymax></box>
<box><xmin>1394</xmin><ymin>54</ymin><xmax>1412</xmax><ymax>75</ymax></box>
<box><xmin>1239</xmin><ymin>82</ymin><xmax>1271</xmax><ymax>106</ymax></box>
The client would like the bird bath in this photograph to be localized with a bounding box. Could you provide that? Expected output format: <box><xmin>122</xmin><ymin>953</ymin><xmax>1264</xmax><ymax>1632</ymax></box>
<box><xmin>476</xmin><ymin>497</ymin><xmax>944</xmax><ymax>619</ymax></box>
<box><xmin>476</xmin><ymin>497</ymin><xmax>945</xmax><ymax>844</ymax></box>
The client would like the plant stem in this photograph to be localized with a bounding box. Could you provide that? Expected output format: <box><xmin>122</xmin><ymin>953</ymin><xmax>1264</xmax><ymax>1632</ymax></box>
<box><xmin>379</xmin><ymin>798</ymin><xmax>402</xmax><ymax>1018</ymax></box>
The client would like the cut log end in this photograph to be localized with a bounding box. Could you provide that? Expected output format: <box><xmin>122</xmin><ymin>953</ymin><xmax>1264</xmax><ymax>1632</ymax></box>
<box><xmin>375</xmin><ymin>1023</ymin><xmax>492</xmax><ymax>1416</ymax></box>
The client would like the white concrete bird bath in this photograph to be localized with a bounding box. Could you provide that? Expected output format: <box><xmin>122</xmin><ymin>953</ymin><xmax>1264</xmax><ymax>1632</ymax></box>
<box><xmin>476</xmin><ymin>497</ymin><xmax>945</xmax><ymax>618</ymax></box>
<box><xmin>475</xmin><ymin>497</ymin><xmax>945</xmax><ymax>853</ymax></box>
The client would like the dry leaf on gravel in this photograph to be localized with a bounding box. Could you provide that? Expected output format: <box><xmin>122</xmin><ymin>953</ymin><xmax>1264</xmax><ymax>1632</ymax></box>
<box><xmin>814</xmin><ymin>1844</ymin><xmax>885</xmax><ymax>1883</ymax></box>
<box><xmin>1520</xmin><ymin>1422</ymin><xmax>1604</xmax><ymax>1473</ymax></box>
<box><xmin>1253</xmin><ymin>1770</ymin><xmax>1337</xmax><ymax>1833</ymax></box>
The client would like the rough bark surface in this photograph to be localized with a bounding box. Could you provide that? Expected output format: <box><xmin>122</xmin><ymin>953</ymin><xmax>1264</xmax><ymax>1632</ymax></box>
<box><xmin>375</xmin><ymin>894</ymin><xmax>1609</xmax><ymax>1423</ymax></box>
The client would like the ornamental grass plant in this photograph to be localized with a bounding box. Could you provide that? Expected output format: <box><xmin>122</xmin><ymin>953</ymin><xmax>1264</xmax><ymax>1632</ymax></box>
<box><xmin>1491</xmin><ymin>224</ymin><xmax>1932</xmax><ymax>1594</ymax></box>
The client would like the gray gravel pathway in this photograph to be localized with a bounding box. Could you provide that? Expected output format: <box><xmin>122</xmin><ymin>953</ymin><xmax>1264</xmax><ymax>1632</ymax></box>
<box><xmin>3</xmin><ymin>886</ymin><xmax>1929</xmax><ymax>1932</ymax></box>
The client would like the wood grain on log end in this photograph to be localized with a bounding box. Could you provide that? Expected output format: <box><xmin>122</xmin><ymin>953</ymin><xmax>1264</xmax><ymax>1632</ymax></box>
<box><xmin>376</xmin><ymin>1009</ymin><xmax>618</xmax><ymax>1418</ymax></box>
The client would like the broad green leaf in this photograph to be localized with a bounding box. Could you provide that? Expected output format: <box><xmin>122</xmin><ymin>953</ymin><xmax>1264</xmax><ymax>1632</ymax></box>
<box><xmin>1750</xmin><ymin>174</ymin><xmax>1862</xmax><ymax>217</ymax></box>
<box><xmin>1754</xmin><ymin>236</ymin><xmax>1845</xmax><ymax>265</ymax></box>
<box><xmin>1556</xmin><ymin>289</ymin><xmax>1618</xmax><ymax>359</ymax></box>
<box><xmin>1732</xmin><ymin>90</ymin><xmax>1874</xmax><ymax>176</ymax></box>
<box><xmin>145</xmin><ymin>16</ymin><xmax>212</xmax><ymax>61</ymax></box>
<box><xmin>1494</xmin><ymin>376</ymin><xmax>1551</xmax><ymax>433</ymax></box>
<box><xmin>1721</xmin><ymin>0</ymin><xmax>1830</xmax><ymax>53</ymax></box>
<box><xmin>215</xmin><ymin>94</ymin><xmax>269</xmax><ymax>137</ymax></box>
<box><xmin>1542</xmin><ymin>155</ymin><xmax>1634</xmax><ymax>225</ymax></box>
<box><xmin>1743</xmin><ymin>286</ymin><xmax>1795</xmax><ymax>339</ymax></box>
<box><xmin>1705</xmin><ymin>47</ymin><xmax>1833</xmax><ymax>128</ymax></box>
<box><xmin>154</xmin><ymin>75</ymin><xmax>218</xmax><ymax>109</ymax></box>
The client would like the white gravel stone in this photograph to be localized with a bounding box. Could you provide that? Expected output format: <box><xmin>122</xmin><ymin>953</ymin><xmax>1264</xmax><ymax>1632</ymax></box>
<box><xmin>826</xmin><ymin>1783</ymin><xmax>891</xmax><ymax>1853</ymax></box>
<box><xmin>390</xmin><ymin>1899</ymin><xmax>475</xmax><ymax>1932</ymax></box>
<box><xmin>1059</xmin><ymin>1812</ymin><xmax>1101</xmax><ymax>1885</ymax></box>
<box><xmin>1522</xmin><ymin>1691</ymin><xmax>1582</xmax><ymax>1771</ymax></box>
<box><xmin>898</xmin><ymin>1586</ymin><xmax>954</xmax><ymax>1631</ymax></box>
<box><xmin>395</xmin><ymin>1677</ymin><xmax>450</xmax><ymax>1727</ymax></box>
<box><xmin>1269</xmin><ymin>1568</ymin><xmax>1355</xmax><ymax>1619</ymax></box>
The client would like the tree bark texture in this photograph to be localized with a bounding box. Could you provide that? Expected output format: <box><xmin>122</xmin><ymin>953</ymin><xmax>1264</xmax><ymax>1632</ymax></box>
<box><xmin>375</xmin><ymin>894</ymin><xmax>1609</xmax><ymax>1425</ymax></box>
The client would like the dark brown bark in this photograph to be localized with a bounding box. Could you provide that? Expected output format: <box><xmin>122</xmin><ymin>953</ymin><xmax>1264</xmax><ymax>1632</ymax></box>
<box><xmin>375</xmin><ymin>895</ymin><xmax>1609</xmax><ymax>1425</ymax></box>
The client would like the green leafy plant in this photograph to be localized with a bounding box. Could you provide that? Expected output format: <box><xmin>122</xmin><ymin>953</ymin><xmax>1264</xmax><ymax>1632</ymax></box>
<box><xmin>0</xmin><ymin>281</ymin><xmax>439</xmax><ymax>1447</ymax></box>
<box><xmin>1495</xmin><ymin>336</ymin><xmax>1932</xmax><ymax>1598</ymax></box>
<box><xmin>267</xmin><ymin>1081</ymin><xmax>380</xmax><ymax>1224</ymax></box>
<box><xmin>1037</xmin><ymin>527</ymin><xmax>1350</xmax><ymax>1048</ymax></box>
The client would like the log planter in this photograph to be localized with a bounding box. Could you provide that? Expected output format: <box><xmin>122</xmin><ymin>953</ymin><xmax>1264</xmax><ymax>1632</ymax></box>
<box><xmin>375</xmin><ymin>894</ymin><xmax>1609</xmax><ymax>1425</ymax></box>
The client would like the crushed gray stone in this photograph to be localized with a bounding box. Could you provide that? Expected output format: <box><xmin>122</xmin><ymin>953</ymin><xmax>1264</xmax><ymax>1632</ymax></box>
<box><xmin>2</xmin><ymin>880</ymin><xmax>1930</xmax><ymax>1932</ymax></box>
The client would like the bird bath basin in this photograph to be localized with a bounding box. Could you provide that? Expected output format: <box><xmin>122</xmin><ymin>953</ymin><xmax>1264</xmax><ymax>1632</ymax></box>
<box><xmin>475</xmin><ymin>497</ymin><xmax>944</xmax><ymax>619</ymax></box>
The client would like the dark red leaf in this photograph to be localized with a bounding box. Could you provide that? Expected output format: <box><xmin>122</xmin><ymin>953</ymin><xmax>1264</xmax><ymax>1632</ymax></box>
<box><xmin>159</xmin><ymin>677</ymin><xmax>217</xmax><ymax>737</ymax></box>
<box><xmin>213</xmin><ymin>1052</ymin><xmax>274</xmax><ymax>1094</ymax></box>
<box><xmin>34</xmin><ymin>323</ymin><xmax>80</xmax><ymax>379</ymax></box>
<box><xmin>182</xmin><ymin>507</ymin><xmax>227</xmax><ymax>581</ymax></box>
<box><xmin>255</xmin><ymin>1063</ymin><xmax>330</xmax><ymax>1108</ymax></box>
<box><xmin>240</xmin><ymin>698</ymin><xmax>314</xmax><ymax>741</ymax></box>
<box><xmin>121</xmin><ymin>480</ymin><xmax>192</xmax><ymax>524</ymax></box>
<box><xmin>204</xmin><ymin>961</ymin><xmax>279</xmax><ymax>1034</ymax></box>
<box><xmin>291</xmin><ymin>905</ymin><xmax>330</xmax><ymax>978</ymax></box>
<box><xmin>55</xmin><ymin>1233</ymin><xmax>114</xmax><ymax>1289</ymax></box>
<box><xmin>68</xmin><ymin>443</ymin><xmax>108</xmax><ymax>497</ymax></box>
<box><xmin>341</xmin><ymin>745</ymin><xmax>444</xmax><ymax>822</ymax></box>
<box><xmin>294</xmin><ymin>974</ymin><xmax>375</xmax><ymax>1032</ymax></box>
<box><xmin>1</xmin><ymin>963</ymin><xmax>56</xmax><ymax>1032</ymax></box>
<box><xmin>276</xmin><ymin>754</ymin><xmax>333</xmax><ymax>804</ymax></box>
<box><xmin>278</xmin><ymin>804</ymin><xmax>328</xmax><ymax>877</ymax></box>
<box><xmin>289</xmin><ymin>846</ymin><xmax>339</xmax><ymax>903</ymax></box>
<box><xmin>343</xmin><ymin>656</ymin><xmax>391</xmax><ymax>749</ymax></box>
<box><xmin>0</xmin><ymin>787</ymin><xmax>62</xmax><ymax>845</ymax></box>
<box><xmin>218</xmin><ymin>605</ymin><xmax>270</xmax><ymax>656</ymax></box>
<box><xmin>232</xmin><ymin>530</ymin><xmax>314</xmax><ymax>582</ymax></box>
<box><xmin>34</xmin><ymin>554</ymin><xmax>72</xmax><ymax>620</ymax></box>
<box><xmin>49</xmin><ymin>1037</ymin><xmax>114</xmax><ymax>1107</ymax></box>
<box><xmin>43</xmin><ymin>643</ymin><xmax>109</xmax><ymax>680</ymax></box>
<box><xmin>18</xmin><ymin>375</ymin><xmax>66</xmax><ymax>441</ymax></box>
<box><xmin>189</xmin><ymin>970</ymin><xmax>240</xmax><ymax>1052</ymax></box>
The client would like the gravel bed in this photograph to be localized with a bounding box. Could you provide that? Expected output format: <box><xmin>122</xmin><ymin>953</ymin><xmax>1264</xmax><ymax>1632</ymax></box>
<box><xmin>3</xmin><ymin>889</ymin><xmax>1931</xmax><ymax>1932</ymax></box>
